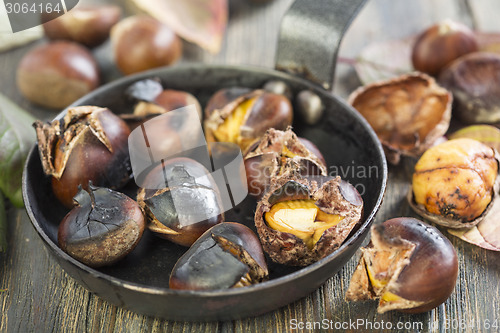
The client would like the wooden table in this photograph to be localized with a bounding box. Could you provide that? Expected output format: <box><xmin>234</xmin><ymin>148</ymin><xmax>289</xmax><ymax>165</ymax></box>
<box><xmin>1</xmin><ymin>0</ymin><xmax>500</xmax><ymax>331</ymax></box>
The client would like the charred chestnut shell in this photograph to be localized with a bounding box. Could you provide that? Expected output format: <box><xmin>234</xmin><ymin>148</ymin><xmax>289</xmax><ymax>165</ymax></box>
<box><xmin>346</xmin><ymin>217</ymin><xmax>458</xmax><ymax>314</ymax></box>
<box><xmin>348</xmin><ymin>73</ymin><xmax>452</xmax><ymax>165</ymax></box>
<box><xmin>244</xmin><ymin>128</ymin><xmax>327</xmax><ymax>198</ymax></box>
<box><xmin>409</xmin><ymin>138</ymin><xmax>500</xmax><ymax>228</ymax></box>
<box><xmin>137</xmin><ymin>157</ymin><xmax>224</xmax><ymax>247</ymax></box>
<box><xmin>34</xmin><ymin>106</ymin><xmax>131</xmax><ymax>208</ymax></box>
<box><xmin>204</xmin><ymin>88</ymin><xmax>293</xmax><ymax>151</ymax></box>
<box><xmin>255</xmin><ymin>173</ymin><xmax>363</xmax><ymax>266</ymax></box>
<box><xmin>170</xmin><ymin>222</ymin><xmax>268</xmax><ymax>290</ymax></box>
<box><xmin>58</xmin><ymin>183</ymin><xmax>145</xmax><ymax>267</ymax></box>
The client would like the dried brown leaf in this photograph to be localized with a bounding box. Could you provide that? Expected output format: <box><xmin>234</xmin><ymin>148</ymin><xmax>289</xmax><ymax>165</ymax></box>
<box><xmin>128</xmin><ymin>0</ymin><xmax>228</xmax><ymax>54</ymax></box>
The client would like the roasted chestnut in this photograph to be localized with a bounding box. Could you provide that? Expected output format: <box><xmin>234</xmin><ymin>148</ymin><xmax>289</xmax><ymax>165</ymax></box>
<box><xmin>255</xmin><ymin>173</ymin><xmax>363</xmax><ymax>266</ymax></box>
<box><xmin>34</xmin><ymin>106</ymin><xmax>131</xmax><ymax>208</ymax></box>
<box><xmin>204</xmin><ymin>89</ymin><xmax>293</xmax><ymax>152</ymax></box>
<box><xmin>58</xmin><ymin>184</ymin><xmax>145</xmax><ymax>267</ymax></box>
<box><xmin>439</xmin><ymin>52</ymin><xmax>500</xmax><ymax>124</ymax></box>
<box><xmin>412</xmin><ymin>20</ymin><xmax>478</xmax><ymax>76</ymax></box>
<box><xmin>244</xmin><ymin>128</ymin><xmax>327</xmax><ymax>198</ymax></box>
<box><xmin>111</xmin><ymin>15</ymin><xmax>182</xmax><ymax>75</ymax></box>
<box><xmin>204</xmin><ymin>87</ymin><xmax>252</xmax><ymax>117</ymax></box>
<box><xmin>345</xmin><ymin>217</ymin><xmax>458</xmax><ymax>314</ymax></box>
<box><xmin>409</xmin><ymin>138</ymin><xmax>499</xmax><ymax>228</ymax></box>
<box><xmin>42</xmin><ymin>5</ymin><xmax>121</xmax><ymax>47</ymax></box>
<box><xmin>348</xmin><ymin>73</ymin><xmax>452</xmax><ymax>165</ymax></box>
<box><xmin>17</xmin><ymin>41</ymin><xmax>99</xmax><ymax>109</ymax></box>
<box><xmin>170</xmin><ymin>222</ymin><xmax>268</xmax><ymax>290</ymax></box>
<box><xmin>137</xmin><ymin>157</ymin><xmax>224</xmax><ymax>247</ymax></box>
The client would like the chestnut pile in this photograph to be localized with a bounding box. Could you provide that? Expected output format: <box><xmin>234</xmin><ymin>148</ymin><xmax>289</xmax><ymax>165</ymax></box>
<box><xmin>17</xmin><ymin>5</ymin><xmax>183</xmax><ymax>110</ymax></box>
<box><xmin>346</xmin><ymin>19</ymin><xmax>500</xmax><ymax>314</ymax></box>
<box><xmin>34</xmin><ymin>79</ymin><xmax>365</xmax><ymax>293</ymax></box>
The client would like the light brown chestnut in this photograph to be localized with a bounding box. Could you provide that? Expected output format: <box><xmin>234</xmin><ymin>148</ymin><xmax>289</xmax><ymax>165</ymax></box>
<box><xmin>17</xmin><ymin>41</ymin><xmax>99</xmax><ymax>109</ymax></box>
<box><xmin>111</xmin><ymin>15</ymin><xmax>182</xmax><ymax>75</ymax></box>
<box><xmin>412</xmin><ymin>20</ymin><xmax>478</xmax><ymax>76</ymax></box>
<box><xmin>346</xmin><ymin>217</ymin><xmax>458</xmax><ymax>314</ymax></box>
<box><xmin>42</xmin><ymin>5</ymin><xmax>121</xmax><ymax>47</ymax></box>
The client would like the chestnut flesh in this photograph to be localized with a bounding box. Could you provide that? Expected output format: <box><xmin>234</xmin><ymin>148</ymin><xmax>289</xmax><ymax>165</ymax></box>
<box><xmin>204</xmin><ymin>89</ymin><xmax>293</xmax><ymax>152</ymax></box>
<box><xmin>255</xmin><ymin>172</ymin><xmax>363</xmax><ymax>266</ymax></box>
<box><xmin>34</xmin><ymin>106</ymin><xmax>131</xmax><ymax>208</ymax></box>
<box><xmin>438</xmin><ymin>52</ymin><xmax>500</xmax><ymax>124</ymax></box>
<box><xmin>17</xmin><ymin>41</ymin><xmax>99</xmax><ymax>109</ymax></box>
<box><xmin>244</xmin><ymin>128</ymin><xmax>327</xmax><ymax>198</ymax></box>
<box><xmin>345</xmin><ymin>217</ymin><xmax>458</xmax><ymax>314</ymax></box>
<box><xmin>412</xmin><ymin>20</ymin><xmax>478</xmax><ymax>76</ymax></box>
<box><xmin>410</xmin><ymin>138</ymin><xmax>499</xmax><ymax>228</ymax></box>
<box><xmin>42</xmin><ymin>5</ymin><xmax>121</xmax><ymax>47</ymax></box>
<box><xmin>137</xmin><ymin>158</ymin><xmax>224</xmax><ymax>247</ymax></box>
<box><xmin>111</xmin><ymin>15</ymin><xmax>182</xmax><ymax>75</ymax></box>
<box><xmin>170</xmin><ymin>222</ymin><xmax>268</xmax><ymax>290</ymax></box>
<box><xmin>58</xmin><ymin>184</ymin><xmax>145</xmax><ymax>267</ymax></box>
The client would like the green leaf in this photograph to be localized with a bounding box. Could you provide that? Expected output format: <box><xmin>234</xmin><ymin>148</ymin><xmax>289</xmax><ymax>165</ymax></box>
<box><xmin>0</xmin><ymin>192</ymin><xmax>6</xmax><ymax>252</ymax></box>
<box><xmin>0</xmin><ymin>93</ymin><xmax>36</xmax><ymax>208</ymax></box>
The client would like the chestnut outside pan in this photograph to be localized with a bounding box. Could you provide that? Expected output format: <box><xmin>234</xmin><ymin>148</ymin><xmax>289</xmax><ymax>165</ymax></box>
<box><xmin>22</xmin><ymin>0</ymin><xmax>387</xmax><ymax>321</ymax></box>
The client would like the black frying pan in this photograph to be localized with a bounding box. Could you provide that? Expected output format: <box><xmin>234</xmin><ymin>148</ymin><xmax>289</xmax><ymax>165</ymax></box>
<box><xmin>22</xmin><ymin>0</ymin><xmax>387</xmax><ymax>321</ymax></box>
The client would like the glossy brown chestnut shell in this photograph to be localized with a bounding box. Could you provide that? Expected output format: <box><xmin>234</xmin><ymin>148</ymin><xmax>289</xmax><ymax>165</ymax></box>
<box><xmin>439</xmin><ymin>52</ymin><xmax>500</xmax><ymax>124</ymax></box>
<box><xmin>409</xmin><ymin>138</ymin><xmax>500</xmax><ymax>228</ymax></box>
<box><xmin>17</xmin><ymin>41</ymin><xmax>100</xmax><ymax>109</ymax></box>
<box><xmin>34</xmin><ymin>106</ymin><xmax>131</xmax><ymax>208</ymax></box>
<box><xmin>348</xmin><ymin>73</ymin><xmax>452</xmax><ymax>165</ymax></box>
<box><xmin>42</xmin><ymin>5</ymin><xmax>121</xmax><ymax>47</ymax></box>
<box><xmin>345</xmin><ymin>217</ymin><xmax>458</xmax><ymax>314</ymax></box>
<box><xmin>169</xmin><ymin>222</ymin><xmax>268</xmax><ymax>290</ymax></box>
<box><xmin>411</xmin><ymin>20</ymin><xmax>478</xmax><ymax>76</ymax></box>
<box><xmin>137</xmin><ymin>157</ymin><xmax>224</xmax><ymax>247</ymax></box>
<box><xmin>254</xmin><ymin>173</ymin><xmax>363</xmax><ymax>266</ymax></box>
<box><xmin>58</xmin><ymin>184</ymin><xmax>145</xmax><ymax>267</ymax></box>
<box><xmin>204</xmin><ymin>89</ymin><xmax>293</xmax><ymax>151</ymax></box>
<box><xmin>244</xmin><ymin>128</ymin><xmax>327</xmax><ymax>198</ymax></box>
<box><xmin>111</xmin><ymin>15</ymin><xmax>182</xmax><ymax>75</ymax></box>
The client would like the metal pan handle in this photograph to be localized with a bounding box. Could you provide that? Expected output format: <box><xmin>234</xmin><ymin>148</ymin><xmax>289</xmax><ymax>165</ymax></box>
<box><xmin>275</xmin><ymin>0</ymin><xmax>367</xmax><ymax>90</ymax></box>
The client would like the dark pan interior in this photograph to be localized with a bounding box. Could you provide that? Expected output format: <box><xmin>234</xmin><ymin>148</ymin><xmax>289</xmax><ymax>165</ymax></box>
<box><xmin>23</xmin><ymin>65</ymin><xmax>387</xmax><ymax>321</ymax></box>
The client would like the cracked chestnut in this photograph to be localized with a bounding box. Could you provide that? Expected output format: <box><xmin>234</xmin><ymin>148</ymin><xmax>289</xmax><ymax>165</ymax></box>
<box><xmin>58</xmin><ymin>183</ymin><xmax>145</xmax><ymax>267</ymax></box>
<box><xmin>244</xmin><ymin>128</ymin><xmax>327</xmax><ymax>198</ymax></box>
<box><xmin>255</xmin><ymin>173</ymin><xmax>363</xmax><ymax>266</ymax></box>
<box><xmin>34</xmin><ymin>106</ymin><xmax>131</xmax><ymax>208</ymax></box>
<box><xmin>170</xmin><ymin>222</ymin><xmax>268</xmax><ymax>290</ymax></box>
<box><xmin>409</xmin><ymin>138</ymin><xmax>499</xmax><ymax>228</ymax></box>
<box><xmin>137</xmin><ymin>158</ymin><xmax>224</xmax><ymax>247</ymax></box>
<box><xmin>346</xmin><ymin>217</ymin><xmax>458</xmax><ymax>313</ymax></box>
<box><xmin>204</xmin><ymin>89</ymin><xmax>293</xmax><ymax>152</ymax></box>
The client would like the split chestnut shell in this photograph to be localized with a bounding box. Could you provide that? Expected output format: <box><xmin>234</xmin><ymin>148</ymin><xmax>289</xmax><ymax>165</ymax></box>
<box><xmin>137</xmin><ymin>157</ymin><xmax>224</xmax><ymax>246</ymax></box>
<box><xmin>170</xmin><ymin>222</ymin><xmax>268</xmax><ymax>290</ymax></box>
<box><xmin>204</xmin><ymin>88</ymin><xmax>293</xmax><ymax>152</ymax></box>
<box><xmin>244</xmin><ymin>128</ymin><xmax>327</xmax><ymax>198</ymax></box>
<box><xmin>34</xmin><ymin>106</ymin><xmax>131</xmax><ymax>207</ymax></box>
<box><xmin>254</xmin><ymin>173</ymin><xmax>363</xmax><ymax>266</ymax></box>
<box><xmin>348</xmin><ymin>73</ymin><xmax>452</xmax><ymax>165</ymax></box>
<box><xmin>345</xmin><ymin>217</ymin><xmax>458</xmax><ymax>314</ymax></box>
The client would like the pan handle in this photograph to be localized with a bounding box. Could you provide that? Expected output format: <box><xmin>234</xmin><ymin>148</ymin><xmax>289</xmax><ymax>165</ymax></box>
<box><xmin>275</xmin><ymin>0</ymin><xmax>367</xmax><ymax>90</ymax></box>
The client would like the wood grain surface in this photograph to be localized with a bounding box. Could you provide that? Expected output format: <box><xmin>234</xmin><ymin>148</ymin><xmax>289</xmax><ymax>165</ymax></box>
<box><xmin>1</xmin><ymin>0</ymin><xmax>500</xmax><ymax>332</ymax></box>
